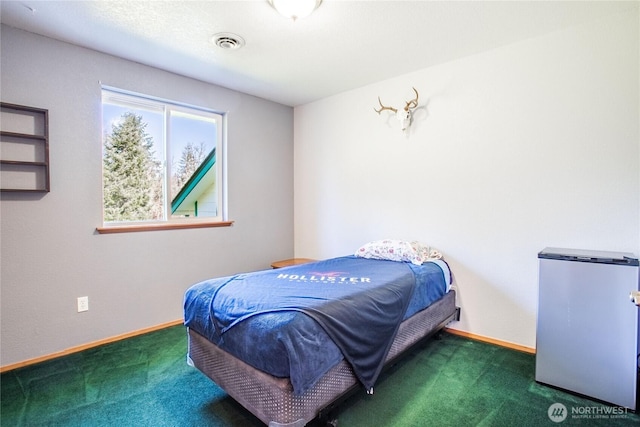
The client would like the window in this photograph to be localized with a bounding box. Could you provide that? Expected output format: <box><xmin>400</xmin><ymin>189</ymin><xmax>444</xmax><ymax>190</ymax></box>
<box><xmin>100</xmin><ymin>87</ymin><xmax>227</xmax><ymax>231</ymax></box>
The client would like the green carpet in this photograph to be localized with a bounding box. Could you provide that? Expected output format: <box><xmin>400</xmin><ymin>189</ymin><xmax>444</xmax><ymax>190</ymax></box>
<box><xmin>1</xmin><ymin>326</ymin><xmax>638</xmax><ymax>426</ymax></box>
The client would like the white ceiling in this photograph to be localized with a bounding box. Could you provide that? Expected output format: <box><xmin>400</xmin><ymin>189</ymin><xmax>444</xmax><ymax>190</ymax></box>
<box><xmin>1</xmin><ymin>1</ymin><xmax>635</xmax><ymax>106</ymax></box>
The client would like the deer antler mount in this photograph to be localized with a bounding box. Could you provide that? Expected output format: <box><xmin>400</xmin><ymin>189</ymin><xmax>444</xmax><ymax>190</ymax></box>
<box><xmin>374</xmin><ymin>87</ymin><xmax>419</xmax><ymax>131</ymax></box>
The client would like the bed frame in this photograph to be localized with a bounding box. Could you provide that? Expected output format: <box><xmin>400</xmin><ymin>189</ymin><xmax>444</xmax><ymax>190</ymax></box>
<box><xmin>188</xmin><ymin>290</ymin><xmax>459</xmax><ymax>427</ymax></box>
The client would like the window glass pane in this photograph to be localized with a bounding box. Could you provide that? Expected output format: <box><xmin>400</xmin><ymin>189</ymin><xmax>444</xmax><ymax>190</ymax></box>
<box><xmin>102</xmin><ymin>101</ymin><xmax>164</xmax><ymax>223</ymax></box>
<box><xmin>169</xmin><ymin>110</ymin><xmax>219</xmax><ymax>219</ymax></box>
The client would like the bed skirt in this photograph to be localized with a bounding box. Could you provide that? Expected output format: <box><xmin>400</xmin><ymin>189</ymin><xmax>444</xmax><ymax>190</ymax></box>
<box><xmin>188</xmin><ymin>290</ymin><xmax>458</xmax><ymax>427</ymax></box>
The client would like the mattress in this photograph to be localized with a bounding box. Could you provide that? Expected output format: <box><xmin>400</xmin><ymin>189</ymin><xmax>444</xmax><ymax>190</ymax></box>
<box><xmin>187</xmin><ymin>289</ymin><xmax>458</xmax><ymax>426</ymax></box>
<box><xmin>184</xmin><ymin>256</ymin><xmax>451</xmax><ymax>395</ymax></box>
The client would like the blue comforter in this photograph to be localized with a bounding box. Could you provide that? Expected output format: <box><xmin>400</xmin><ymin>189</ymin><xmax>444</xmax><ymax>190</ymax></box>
<box><xmin>184</xmin><ymin>256</ymin><xmax>449</xmax><ymax>395</ymax></box>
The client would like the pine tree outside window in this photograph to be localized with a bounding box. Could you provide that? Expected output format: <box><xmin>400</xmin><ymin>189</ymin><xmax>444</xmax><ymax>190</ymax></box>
<box><xmin>101</xmin><ymin>88</ymin><xmax>225</xmax><ymax>227</ymax></box>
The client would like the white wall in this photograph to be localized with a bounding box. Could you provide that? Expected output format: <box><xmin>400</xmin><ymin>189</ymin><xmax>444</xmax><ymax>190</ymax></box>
<box><xmin>294</xmin><ymin>10</ymin><xmax>639</xmax><ymax>348</ymax></box>
<box><xmin>1</xmin><ymin>26</ymin><xmax>294</xmax><ymax>367</ymax></box>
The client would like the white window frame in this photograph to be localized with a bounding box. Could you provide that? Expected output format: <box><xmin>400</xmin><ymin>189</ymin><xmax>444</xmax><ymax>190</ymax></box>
<box><xmin>97</xmin><ymin>87</ymin><xmax>229</xmax><ymax>233</ymax></box>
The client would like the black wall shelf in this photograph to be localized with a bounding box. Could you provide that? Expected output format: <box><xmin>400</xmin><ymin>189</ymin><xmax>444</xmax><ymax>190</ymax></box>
<box><xmin>0</xmin><ymin>102</ymin><xmax>50</xmax><ymax>192</ymax></box>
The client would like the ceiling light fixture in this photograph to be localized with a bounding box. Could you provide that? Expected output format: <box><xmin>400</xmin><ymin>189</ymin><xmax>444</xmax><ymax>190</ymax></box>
<box><xmin>211</xmin><ymin>32</ymin><xmax>245</xmax><ymax>50</ymax></box>
<box><xmin>268</xmin><ymin>0</ymin><xmax>322</xmax><ymax>20</ymax></box>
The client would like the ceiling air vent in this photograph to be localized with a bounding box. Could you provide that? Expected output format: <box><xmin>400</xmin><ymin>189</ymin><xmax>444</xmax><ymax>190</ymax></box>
<box><xmin>211</xmin><ymin>33</ymin><xmax>245</xmax><ymax>50</ymax></box>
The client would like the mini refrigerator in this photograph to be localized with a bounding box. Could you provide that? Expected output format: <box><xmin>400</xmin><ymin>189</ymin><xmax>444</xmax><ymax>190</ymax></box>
<box><xmin>536</xmin><ymin>247</ymin><xmax>640</xmax><ymax>410</ymax></box>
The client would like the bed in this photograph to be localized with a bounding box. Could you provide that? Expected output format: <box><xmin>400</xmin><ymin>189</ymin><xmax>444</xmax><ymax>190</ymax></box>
<box><xmin>184</xmin><ymin>241</ymin><xmax>459</xmax><ymax>427</ymax></box>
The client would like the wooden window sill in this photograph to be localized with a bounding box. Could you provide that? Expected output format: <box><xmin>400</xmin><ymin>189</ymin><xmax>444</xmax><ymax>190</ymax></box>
<box><xmin>96</xmin><ymin>220</ymin><xmax>234</xmax><ymax>234</ymax></box>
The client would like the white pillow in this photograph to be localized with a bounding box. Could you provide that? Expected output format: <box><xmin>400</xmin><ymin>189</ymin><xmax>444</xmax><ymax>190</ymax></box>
<box><xmin>354</xmin><ymin>239</ymin><xmax>441</xmax><ymax>265</ymax></box>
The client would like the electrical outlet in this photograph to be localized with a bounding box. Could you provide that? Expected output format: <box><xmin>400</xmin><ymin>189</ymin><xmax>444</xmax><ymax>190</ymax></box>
<box><xmin>77</xmin><ymin>296</ymin><xmax>89</xmax><ymax>312</ymax></box>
